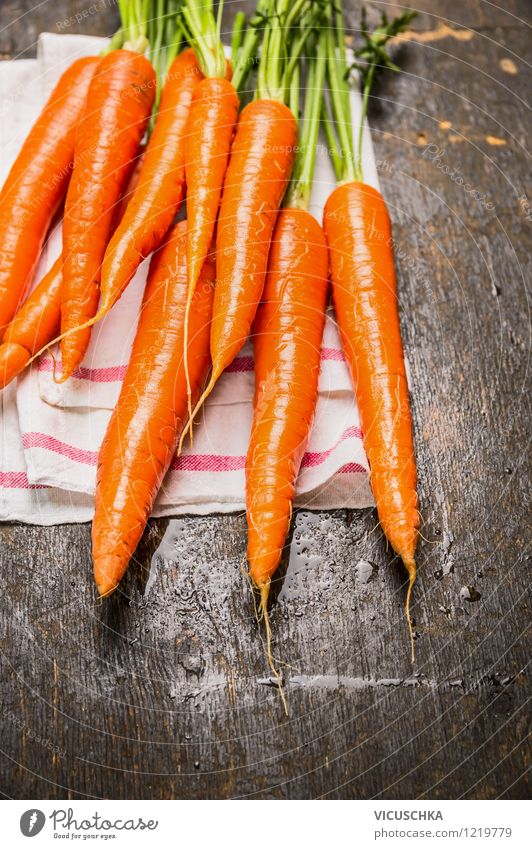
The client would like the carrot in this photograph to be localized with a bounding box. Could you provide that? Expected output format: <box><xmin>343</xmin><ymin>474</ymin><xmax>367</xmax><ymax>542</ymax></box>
<box><xmin>185</xmin><ymin>75</ymin><xmax>238</xmax><ymax>290</ymax></box>
<box><xmin>247</xmin><ymin>28</ymin><xmax>328</xmax><ymax>591</ymax></box>
<box><xmin>0</xmin><ymin>258</ymin><xmax>62</xmax><ymax>390</ymax></box>
<box><xmin>98</xmin><ymin>47</ymin><xmax>202</xmax><ymax>317</ymax></box>
<box><xmin>180</xmin><ymin>1</ymin><xmax>239</xmax><ymax>411</ymax></box>
<box><xmin>179</xmin><ymin>0</ymin><xmax>315</xmax><ymax>448</ymax></box>
<box><xmin>0</xmin><ymin>56</ymin><xmax>98</xmax><ymax>331</ymax></box>
<box><xmin>245</xmin><ymin>30</ymin><xmax>328</xmax><ymax>710</ymax></box>
<box><xmin>59</xmin><ymin>48</ymin><xmax>155</xmax><ymax>380</ymax></box>
<box><xmin>0</xmin><ymin>146</ymin><xmax>146</xmax><ymax>391</ymax></box>
<box><xmin>247</xmin><ymin>209</ymin><xmax>329</xmax><ymax>596</ymax></box>
<box><xmin>323</xmin><ymin>1</ymin><xmax>419</xmax><ymax>658</ymax></box>
<box><xmin>207</xmin><ymin>99</ymin><xmax>296</xmax><ymax>387</ymax></box>
<box><xmin>92</xmin><ymin>219</ymin><xmax>215</xmax><ymax>597</ymax></box>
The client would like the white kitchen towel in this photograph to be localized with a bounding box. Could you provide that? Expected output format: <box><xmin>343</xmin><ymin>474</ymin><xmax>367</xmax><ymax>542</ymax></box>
<box><xmin>1</xmin><ymin>33</ymin><xmax>376</xmax><ymax>524</ymax></box>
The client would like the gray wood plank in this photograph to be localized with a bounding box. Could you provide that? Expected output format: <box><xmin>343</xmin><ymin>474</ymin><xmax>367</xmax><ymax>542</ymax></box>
<box><xmin>0</xmin><ymin>0</ymin><xmax>530</xmax><ymax>799</ymax></box>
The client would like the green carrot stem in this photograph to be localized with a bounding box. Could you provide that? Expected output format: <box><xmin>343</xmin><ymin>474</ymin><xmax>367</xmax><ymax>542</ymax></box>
<box><xmin>321</xmin><ymin>101</ymin><xmax>343</xmax><ymax>182</ymax></box>
<box><xmin>326</xmin><ymin>0</ymin><xmax>417</xmax><ymax>183</ymax></box>
<box><xmin>181</xmin><ymin>0</ymin><xmax>226</xmax><ymax>78</ymax></box>
<box><xmin>231</xmin><ymin>1</ymin><xmax>266</xmax><ymax>94</ymax></box>
<box><xmin>285</xmin><ymin>30</ymin><xmax>327</xmax><ymax>210</ymax></box>
<box><xmin>100</xmin><ymin>28</ymin><xmax>124</xmax><ymax>56</ymax></box>
<box><xmin>256</xmin><ymin>0</ymin><xmax>288</xmax><ymax>102</ymax></box>
<box><xmin>163</xmin><ymin>0</ymin><xmax>182</xmax><ymax>74</ymax></box>
<box><xmin>256</xmin><ymin>0</ymin><xmax>323</xmax><ymax>104</ymax></box>
<box><xmin>283</xmin><ymin>21</ymin><xmax>316</xmax><ymax>93</ymax></box>
<box><xmin>164</xmin><ymin>21</ymin><xmax>182</xmax><ymax>72</ymax></box>
<box><xmin>231</xmin><ymin>11</ymin><xmax>247</xmax><ymax>60</ymax></box>
<box><xmin>120</xmin><ymin>0</ymin><xmax>150</xmax><ymax>53</ymax></box>
<box><xmin>354</xmin><ymin>63</ymin><xmax>374</xmax><ymax>182</ymax></box>
<box><xmin>289</xmin><ymin>64</ymin><xmax>300</xmax><ymax>124</ymax></box>
<box><xmin>325</xmin><ymin>3</ymin><xmax>355</xmax><ymax>183</ymax></box>
<box><xmin>285</xmin><ymin>0</ymin><xmax>311</xmax><ymax>32</ymax></box>
<box><xmin>334</xmin><ymin>0</ymin><xmax>351</xmax><ymax>127</ymax></box>
<box><xmin>150</xmin><ymin>0</ymin><xmax>165</xmax><ymax>74</ymax></box>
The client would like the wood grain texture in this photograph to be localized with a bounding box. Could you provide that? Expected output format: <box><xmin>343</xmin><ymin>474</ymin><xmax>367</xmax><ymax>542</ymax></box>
<box><xmin>0</xmin><ymin>0</ymin><xmax>530</xmax><ymax>800</ymax></box>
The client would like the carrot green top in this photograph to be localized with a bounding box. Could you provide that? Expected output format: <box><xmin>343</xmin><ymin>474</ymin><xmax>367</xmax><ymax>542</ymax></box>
<box><xmin>100</xmin><ymin>0</ymin><xmax>152</xmax><ymax>56</ymax></box>
<box><xmin>181</xmin><ymin>0</ymin><xmax>226</xmax><ymax>78</ymax></box>
<box><xmin>255</xmin><ymin>0</ymin><xmax>321</xmax><ymax>104</ymax></box>
<box><xmin>230</xmin><ymin>1</ymin><xmax>266</xmax><ymax>95</ymax></box>
<box><xmin>284</xmin><ymin>28</ymin><xmax>327</xmax><ymax>211</ymax></box>
<box><xmin>117</xmin><ymin>0</ymin><xmax>152</xmax><ymax>53</ymax></box>
<box><xmin>325</xmin><ymin>0</ymin><xmax>417</xmax><ymax>183</ymax></box>
<box><xmin>147</xmin><ymin>0</ymin><xmax>183</xmax><ymax>91</ymax></box>
<box><xmin>114</xmin><ymin>1</ymin><xmax>183</xmax><ymax>125</ymax></box>
<box><xmin>256</xmin><ymin>0</ymin><xmax>319</xmax><ymax>105</ymax></box>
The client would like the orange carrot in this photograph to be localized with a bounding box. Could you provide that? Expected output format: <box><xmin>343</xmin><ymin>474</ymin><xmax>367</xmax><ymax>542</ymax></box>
<box><xmin>60</xmin><ymin>49</ymin><xmax>155</xmax><ymax>380</ymax></box>
<box><xmin>185</xmin><ymin>77</ymin><xmax>238</xmax><ymax>294</ymax></box>
<box><xmin>243</xmin><ymin>31</ymin><xmax>328</xmax><ymax>709</ymax></box>
<box><xmin>246</xmin><ymin>27</ymin><xmax>328</xmax><ymax>601</ymax></box>
<box><xmin>183</xmin><ymin>76</ymin><xmax>238</xmax><ymax>402</ymax></box>
<box><xmin>98</xmin><ymin>48</ymin><xmax>202</xmax><ymax>317</ymax></box>
<box><xmin>247</xmin><ymin>208</ymin><xmax>328</xmax><ymax>599</ymax></box>
<box><xmin>211</xmin><ymin>98</ymin><xmax>297</xmax><ymax>376</ymax></box>
<box><xmin>323</xmin><ymin>1</ymin><xmax>419</xmax><ymax>657</ymax></box>
<box><xmin>323</xmin><ymin>183</ymin><xmax>419</xmax><ymax>573</ymax></box>
<box><xmin>179</xmin><ymin>0</ymin><xmax>316</xmax><ymax>450</ymax></box>
<box><xmin>179</xmin><ymin>98</ymin><xmax>297</xmax><ymax>448</ymax></box>
<box><xmin>92</xmin><ymin>219</ymin><xmax>215</xmax><ymax>597</ymax></box>
<box><xmin>0</xmin><ymin>148</ymin><xmax>145</xmax><ymax>391</ymax></box>
<box><xmin>0</xmin><ymin>258</ymin><xmax>62</xmax><ymax>390</ymax></box>
<box><xmin>0</xmin><ymin>57</ymin><xmax>98</xmax><ymax>331</ymax></box>
<box><xmin>180</xmin><ymin>0</ymin><xmax>239</xmax><ymax>411</ymax></box>
<box><xmin>324</xmin><ymin>184</ymin><xmax>419</xmax><ymax>575</ymax></box>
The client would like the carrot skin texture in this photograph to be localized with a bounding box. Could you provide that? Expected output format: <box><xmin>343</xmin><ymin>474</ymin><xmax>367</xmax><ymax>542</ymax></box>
<box><xmin>0</xmin><ymin>257</ymin><xmax>62</xmax><ymax>389</ymax></box>
<box><xmin>247</xmin><ymin>209</ymin><xmax>329</xmax><ymax>588</ymax></box>
<box><xmin>323</xmin><ymin>182</ymin><xmax>419</xmax><ymax>567</ymax></box>
<box><xmin>212</xmin><ymin>99</ymin><xmax>298</xmax><ymax>378</ymax></box>
<box><xmin>185</xmin><ymin>77</ymin><xmax>239</xmax><ymax>291</ymax></box>
<box><xmin>60</xmin><ymin>50</ymin><xmax>155</xmax><ymax>378</ymax></box>
<box><xmin>92</xmin><ymin>220</ymin><xmax>215</xmax><ymax>597</ymax></box>
<box><xmin>99</xmin><ymin>49</ymin><xmax>203</xmax><ymax>315</ymax></box>
<box><xmin>0</xmin><ymin>150</ymin><xmax>145</xmax><ymax>390</ymax></box>
<box><xmin>0</xmin><ymin>57</ymin><xmax>98</xmax><ymax>330</ymax></box>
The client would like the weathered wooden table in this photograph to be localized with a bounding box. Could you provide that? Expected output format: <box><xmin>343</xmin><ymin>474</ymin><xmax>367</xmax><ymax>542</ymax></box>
<box><xmin>0</xmin><ymin>0</ymin><xmax>530</xmax><ymax>800</ymax></box>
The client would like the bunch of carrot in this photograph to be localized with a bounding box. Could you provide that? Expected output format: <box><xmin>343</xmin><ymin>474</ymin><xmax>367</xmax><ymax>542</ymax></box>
<box><xmin>0</xmin><ymin>0</ymin><xmax>420</xmax><ymax>673</ymax></box>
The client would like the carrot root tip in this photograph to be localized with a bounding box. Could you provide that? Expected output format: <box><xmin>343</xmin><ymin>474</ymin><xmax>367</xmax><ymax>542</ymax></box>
<box><xmin>177</xmin><ymin>366</ymin><xmax>220</xmax><ymax>455</ymax></box>
<box><xmin>403</xmin><ymin>557</ymin><xmax>417</xmax><ymax>665</ymax></box>
<box><xmin>258</xmin><ymin>580</ymin><xmax>288</xmax><ymax>717</ymax></box>
<box><xmin>95</xmin><ymin>574</ymin><xmax>119</xmax><ymax>599</ymax></box>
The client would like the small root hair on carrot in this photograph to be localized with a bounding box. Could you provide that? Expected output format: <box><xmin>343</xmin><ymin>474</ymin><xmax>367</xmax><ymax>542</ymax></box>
<box><xmin>183</xmin><ymin>295</ymin><xmax>194</xmax><ymax>438</ymax></box>
<box><xmin>259</xmin><ymin>581</ymin><xmax>288</xmax><ymax>717</ymax></box>
<box><xmin>177</xmin><ymin>366</ymin><xmax>219</xmax><ymax>455</ymax></box>
<box><xmin>418</xmin><ymin>528</ymin><xmax>439</xmax><ymax>545</ymax></box>
<box><xmin>48</xmin><ymin>346</ymin><xmax>60</xmax><ymax>383</ymax></box>
<box><xmin>403</xmin><ymin>557</ymin><xmax>416</xmax><ymax>664</ymax></box>
<box><xmin>242</xmin><ymin>563</ymin><xmax>263</xmax><ymax>623</ymax></box>
<box><xmin>244</xmin><ymin>568</ymin><xmax>288</xmax><ymax>713</ymax></box>
<box><xmin>24</xmin><ymin>306</ymin><xmax>107</xmax><ymax>371</ymax></box>
<box><xmin>367</xmin><ymin>516</ymin><xmax>383</xmax><ymax>539</ymax></box>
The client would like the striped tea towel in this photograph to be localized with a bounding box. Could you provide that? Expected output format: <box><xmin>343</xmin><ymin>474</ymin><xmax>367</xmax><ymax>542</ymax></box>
<box><xmin>1</xmin><ymin>33</ymin><xmax>376</xmax><ymax>524</ymax></box>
